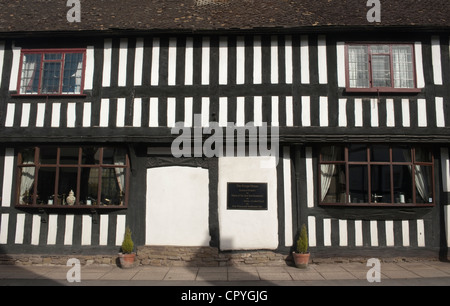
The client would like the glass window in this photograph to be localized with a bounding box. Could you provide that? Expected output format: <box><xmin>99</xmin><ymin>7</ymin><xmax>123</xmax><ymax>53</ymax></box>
<box><xmin>319</xmin><ymin>145</ymin><xmax>434</xmax><ymax>206</ymax></box>
<box><xmin>19</xmin><ymin>50</ymin><xmax>85</xmax><ymax>95</ymax></box>
<box><xmin>16</xmin><ymin>146</ymin><xmax>129</xmax><ymax>207</ymax></box>
<box><xmin>346</xmin><ymin>44</ymin><xmax>415</xmax><ymax>91</ymax></box>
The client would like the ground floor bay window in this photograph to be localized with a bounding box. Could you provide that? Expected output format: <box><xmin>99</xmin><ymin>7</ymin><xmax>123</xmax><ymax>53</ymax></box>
<box><xmin>15</xmin><ymin>146</ymin><xmax>130</xmax><ymax>207</ymax></box>
<box><xmin>319</xmin><ymin>144</ymin><xmax>434</xmax><ymax>206</ymax></box>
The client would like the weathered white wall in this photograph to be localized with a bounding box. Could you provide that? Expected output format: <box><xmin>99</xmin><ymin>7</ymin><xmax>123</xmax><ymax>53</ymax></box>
<box><xmin>145</xmin><ymin>166</ymin><xmax>210</xmax><ymax>246</ymax></box>
<box><xmin>218</xmin><ymin>156</ymin><xmax>278</xmax><ymax>250</ymax></box>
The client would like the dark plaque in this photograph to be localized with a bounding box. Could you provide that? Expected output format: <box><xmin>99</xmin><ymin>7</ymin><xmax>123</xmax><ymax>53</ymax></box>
<box><xmin>227</xmin><ymin>182</ymin><xmax>268</xmax><ymax>210</ymax></box>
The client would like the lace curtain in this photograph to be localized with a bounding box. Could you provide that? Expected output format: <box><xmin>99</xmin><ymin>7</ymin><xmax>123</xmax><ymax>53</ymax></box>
<box><xmin>321</xmin><ymin>147</ymin><xmax>337</xmax><ymax>201</ymax></box>
<box><xmin>348</xmin><ymin>46</ymin><xmax>369</xmax><ymax>88</ymax></box>
<box><xmin>392</xmin><ymin>46</ymin><xmax>414</xmax><ymax>88</ymax></box>
<box><xmin>19</xmin><ymin>151</ymin><xmax>35</xmax><ymax>204</ymax></box>
<box><xmin>114</xmin><ymin>148</ymin><xmax>126</xmax><ymax>199</ymax></box>
<box><xmin>403</xmin><ymin>148</ymin><xmax>431</xmax><ymax>202</ymax></box>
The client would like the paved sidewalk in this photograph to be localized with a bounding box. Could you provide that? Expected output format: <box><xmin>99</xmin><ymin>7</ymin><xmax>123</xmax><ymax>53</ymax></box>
<box><xmin>1</xmin><ymin>260</ymin><xmax>450</xmax><ymax>286</ymax></box>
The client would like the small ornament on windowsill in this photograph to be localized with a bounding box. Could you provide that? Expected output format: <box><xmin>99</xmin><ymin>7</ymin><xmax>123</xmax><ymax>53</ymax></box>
<box><xmin>66</xmin><ymin>190</ymin><xmax>76</xmax><ymax>206</ymax></box>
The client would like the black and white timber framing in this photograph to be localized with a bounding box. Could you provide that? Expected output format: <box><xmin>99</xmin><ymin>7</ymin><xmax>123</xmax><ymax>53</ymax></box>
<box><xmin>0</xmin><ymin>29</ymin><xmax>449</xmax><ymax>259</ymax></box>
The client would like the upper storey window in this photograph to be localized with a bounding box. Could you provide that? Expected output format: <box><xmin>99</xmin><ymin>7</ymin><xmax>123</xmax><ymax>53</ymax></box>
<box><xmin>346</xmin><ymin>44</ymin><xmax>419</xmax><ymax>93</ymax></box>
<box><xmin>18</xmin><ymin>49</ymin><xmax>85</xmax><ymax>95</ymax></box>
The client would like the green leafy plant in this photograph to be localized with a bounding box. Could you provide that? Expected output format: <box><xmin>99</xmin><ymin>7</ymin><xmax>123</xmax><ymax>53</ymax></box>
<box><xmin>296</xmin><ymin>224</ymin><xmax>308</xmax><ymax>254</ymax></box>
<box><xmin>121</xmin><ymin>226</ymin><xmax>134</xmax><ymax>254</ymax></box>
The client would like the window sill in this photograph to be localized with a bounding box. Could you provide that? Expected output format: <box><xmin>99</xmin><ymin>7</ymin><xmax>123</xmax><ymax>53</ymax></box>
<box><xmin>15</xmin><ymin>204</ymin><xmax>127</xmax><ymax>209</ymax></box>
<box><xmin>319</xmin><ymin>203</ymin><xmax>434</xmax><ymax>208</ymax></box>
<box><xmin>345</xmin><ymin>88</ymin><xmax>422</xmax><ymax>94</ymax></box>
<box><xmin>11</xmin><ymin>94</ymin><xmax>87</xmax><ymax>98</ymax></box>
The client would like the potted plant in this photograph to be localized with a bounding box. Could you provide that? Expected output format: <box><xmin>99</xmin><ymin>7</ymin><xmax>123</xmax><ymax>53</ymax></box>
<box><xmin>118</xmin><ymin>226</ymin><xmax>136</xmax><ymax>268</ymax></box>
<box><xmin>292</xmin><ymin>224</ymin><xmax>310</xmax><ymax>269</ymax></box>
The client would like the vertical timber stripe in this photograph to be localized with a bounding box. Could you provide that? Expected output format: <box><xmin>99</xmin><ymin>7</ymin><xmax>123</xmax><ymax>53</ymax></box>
<box><xmin>1</xmin><ymin>148</ymin><xmax>14</xmax><ymax>207</ymax></box>
<box><xmin>102</xmin><ymin>38</ymin><xmax>112</xmax><ymax>87</ymax></box>
<box><xmin>431</xmin><ymin>36</ymin><xmax>443</xmax><ymax>85</ymax></box>
<box><xmin>9</xmin><ymin>44</ymin><xmax>20</xmax><ymax>91</ymax></box>
<box><xmin>3</xmin><ymin>97</ymin><xmax>449</xmax><ymax>129</ymax></box>
<box><xmin>84</xmin><ymin>46</ymin><xmax>95</xmax><ymax>90</ymax></box>
<box><xmin>1</xmin><ymin>36</ymin><xmax>444</xmax><ymax>94</ymax></box>
<box><xmin>414</xmin><ymin>42</ymin><xmax>425</xmax><ymax>88</ymax></box>
<box><xmin>0</xmin><ymin>41</ymin><xmax>4</xmax><ymax>88</ymax></box>
<box><xmin>1</xmin><ymin>35</ymin><xmax>449</xmax><ymax>130</ymax></box>
<box><xmin>1</xmin><ymin>211</ymin><xmax>128</xmax><ymax>247</ymax></box>
<box><xmin>283</xmin><ymin>147</ymin><xmax>293</xmax><ymax>247</ymax></box>
<box><xmin>305</xmin><ymin>218</ymin><xmax>430</xmax><ymax>248</ymax></box>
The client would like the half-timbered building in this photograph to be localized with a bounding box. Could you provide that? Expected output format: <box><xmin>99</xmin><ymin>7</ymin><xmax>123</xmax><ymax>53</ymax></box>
<box><xmin>0</xmin><ymin>0</ymin><xmax>449</xmax><ymax>265</ymax></box>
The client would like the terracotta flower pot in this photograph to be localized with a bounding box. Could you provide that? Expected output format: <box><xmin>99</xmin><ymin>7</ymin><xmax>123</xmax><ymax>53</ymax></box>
<box><xmin>118</xmin><ymin>252</ymin><xmax>136</xmax><ymax>269</ymax></box>
<box><xmin>292</xmin><ymin>252</ymin><xmax>310</xmax><ymax>269</ymax></box>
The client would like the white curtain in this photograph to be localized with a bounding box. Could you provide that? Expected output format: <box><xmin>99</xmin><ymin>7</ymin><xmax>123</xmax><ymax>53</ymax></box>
<box><xmin>321</xmin><ymin>146</ymin><xmax>337</xmax><ymax>201</ymax></box>
<box><xmin>393</xmin><ymin>46</ymin><xmax>414</xmax><ymax>88</ymax></box>
<box><xmin>113</xmin><ymin>148</ymin><xmax>126</xmax><ymax>202</ymax></box>
<box><xmin>403</xmin><ymin>148</ymin><xmax>431</xmax><ymax>202</ymax></box>
<box><xmin>414</xmin><ymin>165</ymin><xmax>430</xmax><ymax>202</ymax></box>
<box><xmin>19</xmin><ymin>152</ymin><xmax>35</xmax><ymax>204</ymax></box>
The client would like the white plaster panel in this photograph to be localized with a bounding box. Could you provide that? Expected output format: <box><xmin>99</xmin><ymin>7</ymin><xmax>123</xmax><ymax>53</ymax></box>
<box><xmin>218</xmin><ymin>156</ymin><xmax>278</xmax><ymax>250</ymax></box>
<box><xmin>146</xmin><ymin>166</ymin><xmax>210</xmax><ymax>246</ymax></box>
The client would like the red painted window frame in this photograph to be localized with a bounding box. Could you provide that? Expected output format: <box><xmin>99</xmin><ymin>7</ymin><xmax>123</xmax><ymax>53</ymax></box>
<box><xmin>344</xmin><ymin>43</ymin><xmax>421</xmax><ymax>93</ymax></box>
<box><xmin>15</xmin><ymin>48</ymin><xmax>87</xmax><ymax>96</ymax></box>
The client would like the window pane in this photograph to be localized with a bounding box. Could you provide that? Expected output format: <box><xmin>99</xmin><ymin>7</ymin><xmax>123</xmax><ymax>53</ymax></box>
<box><xmin>44</xmin><ymin>53</ymin><xmax>62</xmax><ymax>60</ymax></box>
<box><xmin>320</xmin><ymin>146</ymin><xmax>344</xmax><ymax>162</ymax></box>
<box><xmin>370</xmin><ymin>145</ymin><xmax>390</xmax><ymax>162</ymax></box>
<box><xmin>40</xmin><ymin>147</ymin><xmax>57</xmax><ymax>164</ymax></box>
<box><xmin>60</xmin><ymin>147</ymin><xmax>79</xmax><ymax>165</ymax></box>
<box><xmin>58</xmin><ymin>167</ymin><xmax>78</xmax><ymax>205</ymax></box>
<box><xmin>82</xmin><ymin>147</ymin><xmax>100</xmax><ymax>164</ymax></box>
<box><xmin>20</xmin><ymin>54</ymin><xmax>41</xmax><ymax>94</ymax></box>
<box><xmin>101</xmin><ymin>168</ymin><xmax>125</xmax><ymax>205</ymax></box>
<box><xmin>348</xmin><ymin>46</ymin><xmax>369</xmax><ymax>88</ymax></box>
<box><xmin>80</xmin><ymin>168</ymin><xmax>99</xmax><ymax>205</ymax></box>
<box><xmin>392</xmin><ymin>146</ymin><xmax>411</xmax><ymax>162</ymax></box>
<box><xmin>20</xmin><ymin>148</ymin><xmax>35</xmax><ymax>164</ymax></box>
<box><xmin>370</xmin><ymin>45</ymin><xmax>390</xmax><ymax>54</ymax></box>
<box><xmin>371</xmin><ymin>165</ymin><xmax>391</xmax><ymax>203</ymax></box>
<box><xmin>37</xmin><ymin>167</ymin><xmax>56</xmax><ymax>204</ymax></box>
<box><xmin>392</xmin><ymin>45</ymin><xmax>414</xmax><ymax>88</ymax></box>
<box><xmin>415</xmin><ymin>165</ymin><xmax>433</xmax><ymax>203</ymax></box>
<box><xmin>321</xmin><ymin>164</ymin><xmax>346</xmax><ymax>203</ymax></box>
<box><xmin>372</xmin><ymin>55</ymin><xmax>391</xmax><ymax>87</ymax></box>
<box><xmin>393</xmin><ymin>165</ymin><xmax>413</xmax><ymax>203</ymax></box>
<box><xmin>348</xmin><ymin>144</ymin><xmax>367</xmax><ymax>162</ymax></box>
<box><xmin>41</xmin><ymin>62</ymin><xmax>61</xmax><ymax>94</ymax></box>
<box><xmin>415</xmin><ymin>147</ymin><xmax>432</xmax><ymax>163</ymax></box>
<box><xmin>349</xmin><ymin>165</ymin><xmax>368</xmax><ymax>203</ymax></box>
<box><xmin>62</xmin><ymin>53</ymin><xmax>83</xmax><ymax>94</ymax></box>
<box><xmin>102</xmin><ymin>147</ymin><xmax>126</xmax><ymax>165</ymax></box>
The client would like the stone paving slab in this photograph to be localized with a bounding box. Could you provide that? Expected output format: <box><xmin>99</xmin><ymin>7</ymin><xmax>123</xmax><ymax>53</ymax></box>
<box><xmin>1</xmin><ymin>260</ymin><xmax>450</xmax><ymax>284</ymax></box>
